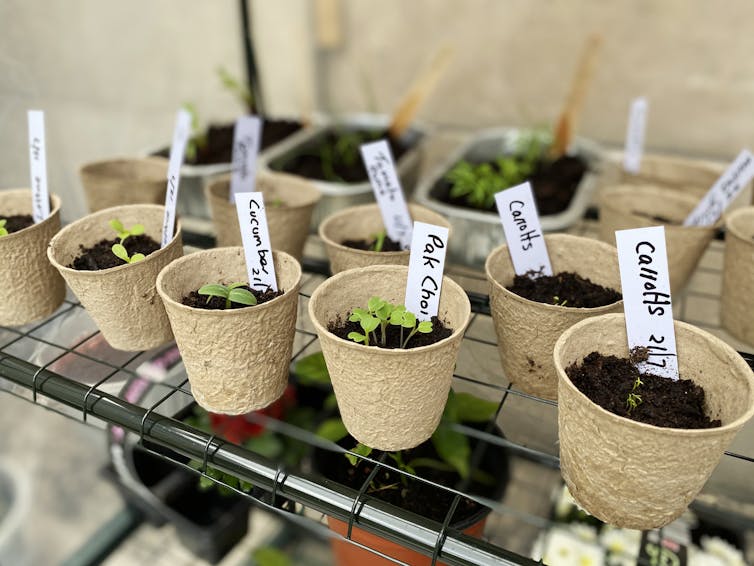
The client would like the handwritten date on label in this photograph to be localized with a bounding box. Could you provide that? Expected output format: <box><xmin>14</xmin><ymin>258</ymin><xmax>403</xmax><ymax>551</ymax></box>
<box><xmin>616</xmin><ymin>226</ymin><xmax>679</xmax><ymax>379</ymax></box>
<box><xmin>404</xmin><ymin>222</ymin><xmax>449</xmax><ymax>321</ymax></box>
<box><xmin>27</xmin><ymin>110</ymin><xmax>50</xmax><ymax>223</ymax></box>
<box><xmin>234</xmin><ymin>192</ymin><xmax>278</xmax><ymax>292</ymax></box>
<box><xmin>229</xmin><ymin>115</ymin><xmax>262</xmax><ymax>202</ymax></box>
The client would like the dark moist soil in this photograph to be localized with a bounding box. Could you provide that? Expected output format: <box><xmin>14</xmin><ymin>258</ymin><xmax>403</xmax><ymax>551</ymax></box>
<box><xmin>0</xmin><ymin>214</ymin><xmax>34</xmax><ymax>234</ymax></box>
<box><xmin>182</xmin><ymin>285</ymin><xmax>283</xmax><ymax>310</ymax></box>
<box><xmin>70</xmin><ymin>235</ymin><xmax>160</xmax><ymax>271</ymax></box>
<box><xmin>154</xmin><ymin>119</ymin><xmax>302</xmax><ymax>165</ymax></box>
<box><xmin>328</xmin><ymin>315</ymin><xmax>451</xmax><ymax>349</ymax></box>
<box><xmin>341</xmin><ymin>235</ymin><xmax>402</xmax><ymax>252</ymax></box>
<box><xmin>566</xmin><ymin>351</ymin><xmax>721</xmax><ymax>429</ymax></box>
<box><xmin>507</xmin><ymin>271</ymin><xmax>621</xmax><ymax>308</ymax></box>
<box><xmin>432</xmin><ymin>155</ymin><xmax>587</xmax><ymax>215</ymax></box>
<box><xmin>273</xmin><ymin>129</ymin><xmax>411</xmax><ymax>183</ymax></box>
<box><xmin>313</xmin><ymin>425</ymin><xmax>509</xmax><ymax>525</ymax></box>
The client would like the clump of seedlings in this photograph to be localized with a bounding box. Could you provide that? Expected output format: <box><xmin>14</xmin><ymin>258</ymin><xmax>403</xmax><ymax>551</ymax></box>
<box><xmin>109</xmin><ymin>219</ymin><xmax>146</xmax><ymax>264</ymax></box>
<box><xmin>626</xmin><ymin>375</ymin><xmax>643</xmax><ymax>414</ymax></box>
<box><xmin>347</xmin><ymin>297</ymin><xmax>432</xmax><ymax>348</ymax></box>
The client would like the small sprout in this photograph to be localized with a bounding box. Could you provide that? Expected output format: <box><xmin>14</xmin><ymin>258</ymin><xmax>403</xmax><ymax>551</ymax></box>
<box><xmin>216</xmin><ymin>66</ymin><xmax>254</xmax><ymax>110</ymax></box>
<box><xmin>370</xmin><ymin>230</ymin><xmax>387</xmax><ymax>252</ymax></box>
<box><xmin>112</xmin><ymin>244</ymin><xmax>145</xmax><ymax>264</ymax></box>
<box><xmin>109</xmin><ymin>219</ymin><xmax>147</xmax><ymax>264</ymax></box>
<box><xmin>626</xmin><ymin>375</ymin><xmax>644</xmax><ymax>413</ymax></box>
<box><xmin>182</xmin><ymin>102</ymin><xmax>208</xmax><ymax>162</ymax></box>
<box><xmin>0</xmin><ymin>219</ymin><xmax>7</xmax><ymax>237</ymax></box>
<box><xmin>198</xmin><ymin>282</ymin><xmax>257</xmax><ymax>309</ymax></box>
<box><xmin>552</xmin><ymin>296</ymin><xmax>568</xmax><ymax>307</ymax></box>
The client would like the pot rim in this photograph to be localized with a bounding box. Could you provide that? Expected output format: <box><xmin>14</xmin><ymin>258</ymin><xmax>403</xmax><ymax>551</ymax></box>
<box><xmin>554</xmin><ymin>312</ymin><xmax>754</xmax><ymax>436</ymax></box>
<box><xmin>206</xmin><ymin>171</ymin><xmax>322</xmax><ymax>211</ymax></box>
<box><xmin>47</xmin><ymin>203</ymin><xmax>182</xmax><ymax>277</ymax></box>
<box><xmin>79</xmin><ymin>155</ymin><xmax>169</xmax><ymax>177</ymax></box>
<box><xmin>156</xmin><ymin>247</ymin><xmax>302</xmax><ymax>318</ymax></box>
<box><xmin>724</xmin><ymin>206</ymin><xmax>754</xmax><ymax>243</ymax></box>
<box><xmin>484</xmin><ymin>234</ymin><xmax>624</xmax><ymax>313</ymax></box>
<box><xmin>0</xmin><ymin>189</ymin><xmax>61</xmax><ymax>243</ymax></box>
<box><xmin>308</xmin><ymin>264</ymin><xmax>471</xmax><ymax>355</ymax></box>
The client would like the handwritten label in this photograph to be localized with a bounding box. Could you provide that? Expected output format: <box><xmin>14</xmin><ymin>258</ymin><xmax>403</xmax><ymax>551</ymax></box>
<box><xmin>229</xmin><ymin>115</ymin><xmax>263</xmax><ymax>202</ymax></box>
<box><xmin>623</xmin><ymin>97</ymin><xmax>648</xmax><ymax>174</ymax></box>
<box><xmin>404</xmin><ymin>222</ymin><xmax>449</xmax><ymax>321</ymax></box>
<box><xmin>494</xmin><ymin>182</ymin><xmax>552</xmax><ymax>277</ymax></box>
<box><xmin>683</xmin><ymin>148</ymin><xmax>754</xmax><ymax>226</ymax></box>
<box><xmin>360</xmin><ymin>140</ymin><xmax>414</xmax><ymax>249</ymax></box>
<box><xmin>616</xmin><ymin>226</ymin><xmax>679</xmax><ymax>379</ymax></box>
<box><xmin>234</xmin><ymin>192</ymin><xmax>278</xmax><ymax>292</ymax></box>
<box><xmin>160</xmin><ymin>109</ymin><xmax>191</xmax><ymax>248</ymax></box>
<box><xmin>27</xmin><ymin>110</ymin><xmax>50</xmax><ymax>223</ymax></box>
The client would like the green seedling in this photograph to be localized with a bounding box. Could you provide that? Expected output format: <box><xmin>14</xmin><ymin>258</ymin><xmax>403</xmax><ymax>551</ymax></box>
<box><xmin>182</xmin><ymin>101</ymin><xmax>208</xmax><ymax>162</ymax></box>
<box><xmin>198</xmin><ymin>282</ymin><xmax>257</xmax><ymax>309</ymax></box>
<box><xmin>0</xmin><ymin>219</ymin><xmax>7</xmax><ymax>237</ymax></box>
<box><xmin>347</xmin><ymin>297</ymin><xmax>431</xmax><ymax>348</ymax></box>
<box><xmin>318</xmin><ymin>128</ymin><xmax>381</xmax><ymax>182</ymax></box>
<box><xmin>552</xmin><ymin>296</ymin><xmax>568</xmax><ymax>307</ymax></box>
<box><xmin>371</xmin><ymin>230</ymin><xmax>387</xmax><ymax>252</ymax></box>
<box><xmin>109</xmin><ymin>219</ymin><xmax>146</xmax><ymax>264</ymax></box>
<box><xmin>217</xmin><ymin>66</ymin><xmax>254</xmax><ymax>111</ymax></box>
<box><xmin>626</xmin><ymin>375</ymin><xmax>644</xmax><ymax>414</ymax></box>
<box><xmin>389</xmin><ymin>305</ymin><xmax>433</xmax><ymax>348</ymax></box>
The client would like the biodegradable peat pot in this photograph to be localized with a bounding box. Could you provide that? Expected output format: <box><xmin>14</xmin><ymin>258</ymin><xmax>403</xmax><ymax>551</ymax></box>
<box><xmin>0</xmin><ymin>189</ymin><xmax>65</xmax><ymax>325</ymax></box>
<box><xmin>485</xmin><ymin>234</ymin><xmax>622</xmax><ymax>400</ymax></box>
<box><xmin>80</xmin><ymin>157</ymin><xmax>168</xmax><ymax>212</ymax></box>
<box><xmin>599</xmin><ymin>184</ymin><xmax>717</xmax><ymax>293</ymax></box>
<box><xmin>48</xmin><ymin>204</ymin><xmax>183</xmax><ymax>351</ymax></box>
<box><xmin>554</xmin><ymin>313</ymin><xmax>754</xmax><ymax>529</ymax></box>
<box><xmin>205</xmin><ymin>171</ymin><xmax>321</xmax><ymax>260</ymax></box>
<box><xmin>156</xmin><ymin>248</ymin><xmax>302</xmax><ymax>415</ymax></box>
<box><xmin>308</xmin><ymin>265</ymin><xmax>471</xmax><ymax>451</ymax></box>
<box><xmin>319</xmin><ymin>203</ymin><xmax>451</xmax><ymax>274</ymax></box>
<box><xmin>721</xmin><ymin>207</ymin><xmax>754</xmax><ymax>345</ymax></box>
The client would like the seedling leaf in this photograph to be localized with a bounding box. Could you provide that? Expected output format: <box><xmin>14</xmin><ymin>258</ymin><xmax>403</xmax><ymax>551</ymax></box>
<box><xmin>130</xmin><ymin>224</ymin><xmax>145</xmax><ymax>236</ymax></box>
<box><xmin>432</xmin><ymin>425</ymin><xmax>471</xmax><ymax>479</ymax></box>
<box><xmin>316</xmin><ymin>418</ymin><xmax>349</xmax><ymax>442</ymax></box>
<box><xmin>453</xmin><ymin>392</ymin><xmax>498</xmax><ymax>422</ymax></box>
<box><xmin>109</xmin><ymin>219</ymin><xmax>124</xmax><ymax>233</ymax></box>
<box><xmin>293</xmin><ymin>352</ymin><xmax>331</xmax><ymax>385</ymax></box>
<box><xmin>345</xmin><ymin>442</ymin><xmax>373</xmax><ymax>466</ymax></box>
<box><xmin>198</xmin><ymin>284</ymin><xmax>230</xmax><ymax>300</ymax></box>
<box><xmin>130</xmin><ymin>253</ymin><xmax>145</xmax><ymax>263</ymax></box>
<box><xmin>112</xmin><ymin>243</ymin><xmax>130</xmax><ymax>262</ymax></box>
<box><xmin>228</xmin><ymin>287</ymin><xmax>257</xmax><ymax>306</ymax></box>
<box><xmin>348</xmin><ymin>331</ymin><xmax>366</xmax><ymax>343</ymax></box>
<box><xmin>417</xmin><ymin>320</ymin><xmax>433</xmax><ymax>333</ymax></box>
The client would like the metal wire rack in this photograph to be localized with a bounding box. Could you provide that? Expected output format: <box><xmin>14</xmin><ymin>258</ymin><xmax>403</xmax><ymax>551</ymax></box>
<box><xmin>1</xmin><ymin>224</ymin><xmax>753</xmax><ymax>566</ymax></box>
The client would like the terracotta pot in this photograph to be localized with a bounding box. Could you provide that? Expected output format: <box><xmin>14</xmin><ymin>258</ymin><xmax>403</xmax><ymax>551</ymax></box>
<box><xmin>48</xmin><ymin>204</ymin><xmax>183</xmax><ymax>351</ymax></box>
<box><xmin>156</xmin><ymin>248</ymin><xmax>302</xmax><ymax>414</ymax></box>
<box><xmin>721</xmin><ymin>206</ymin><xmax>754</xmax><ymax>345</ymax></box>
<box><xmin>205</xmin><ymin>171</ymin><xmax>321</xmax><ymax>260</ymax></box>
<box><xmin>79</xmin><ymin>157</ymin><xmax>168</xmax><ymax>212</ymax></box>
<box><xmin>598</xmin><ymin>184</ymin><xmax>717</xmax><ymax>293</ymax></box>
<box><xmin>485</xmin><ymin>234</ymin><xmax>623</xmax><ymax>400</ymax></box>
<box><xmin>554</xmin><ymin>313</ymin><xmax>754</xmax><ymax>529</ymax></box>
<box><xmin>308</xmin><ymin>265</ymin><xmax>471</xmax><ymax>451</ymax></box>
<box><xmin>0</xmin><ymin>189</ymin><xmax>65</xmax><ymax>325</ymax></box>
<box><xmin>319</xmin><ymin>203</ymin><xmax>451</xmax><ymax>274</ymax></box>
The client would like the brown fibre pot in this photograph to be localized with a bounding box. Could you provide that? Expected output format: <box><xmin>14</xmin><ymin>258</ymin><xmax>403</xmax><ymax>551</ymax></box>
<box><xmin>156</xmin><ymin>248</ymin><xmax>302</xmax><ymax>414</ymax></box>
<box><xmin>485</xmin><ymin>234</ymin><xmax>623</xmax><ymax>400</ymax></box>
<box><xmin>721</xmin><ymin>206</ymin><xmax>754</xmax><ymax>345</ymax></box>
<box><xmin>555</xmin><ymin>313</ymin><xmax>754</xmax><ymax>530</ymax></box>
<box><xmin>0</xmin><ymin>189</ymin><xmax>65</xmax><ymax>325</ymax></box>
<box><xmin>205</xmin><ymin>171</ymin><xmax>321</xmax><ymax>260</ymax></box>
<box><xmin>48</xmin><ymin>204</ymin><xmax>183</xmax><ymax>351</ymax></box>
<box><xmin>79</xmin><ymin>157</ymin><xmax>169</xmax><ymax>212</ymax></box>
<box><xmin>308</xmin><ymin>265</ymin><xmax>471</xmax><ymax>451</ymax></box>
<box><xmin>599</xmin><ymin>184</ymin><xmax>718</xmax><ymax>293</ymax></box>
<box><xmin>319</xmin><ymin>203</ymin><xmax>451</xmax><ymax>274</ymax></box>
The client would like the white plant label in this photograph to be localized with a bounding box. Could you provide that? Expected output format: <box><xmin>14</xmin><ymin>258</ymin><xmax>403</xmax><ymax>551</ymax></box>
<box><xmin>404</xmin><ymin>222</ymin><xmax>449</xmax><ymax>321</ymax></box>
<box><xmin>623</xmin><ymin>97</ymin><xmax>648</xmax><ymax>174</ymax></box>
<box><xmin>360</xmin><ymin>139</ymin><xmax>413</xmax><ymax>249</ymax></box>
<box><xmin>229</xmin><ymin>115</ymin><xmax>263</xmax><ymax>202</ymax></box>
<box><xmin>616</xmin><ymin>226</ymin><xmax>679</xmax><ymax>380</ymax></box>
<box><xmin>160</xmin><ymin>109</ymin><xmax>192</xmax><ymax>248</ymax></box>
<box><xmin>27</xmin><ymin>110</ymin><xmax>50</xmax><ymax>223</ymax></box>
<box><xmin>235</xmin><ymin>192</ymin><xmax>278</xmax><ymax>292</ymax></box>
<box><xmin>683</xmin><ymin>148</ymin><xmax>754</xmax><ymax>227</ymax></box>
<box><xmin>494</xmin><ymin>182</ymin><xmax>552</xmax><ymax>277</ymax></box>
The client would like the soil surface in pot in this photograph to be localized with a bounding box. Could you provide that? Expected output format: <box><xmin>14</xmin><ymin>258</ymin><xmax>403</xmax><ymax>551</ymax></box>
<box><xmin>181</xmin><ymin>285</ymin><xmax>284</xmax><ymax>310</ymax></box>
<box><xmin>328</xmin><ymin>315</ymin><xmax>451</xmax><ymax>349</ymax></box>
<box><xmin>566</xmin><ymin>351</ymin><xmax>721</xmax><ymax>429</ymax></box>
<box><xmin>154</xmin><ymin>119</ymin><xmax>302</xmax><ymax>165</ymax></box>
<box><xmin>0</xmin><ymin>213</ymin><xmax>34</xmax><ymax>234</ymax></box>
<box><xmin>341</xmin><ymin>234</ymin><xmax>402</xmax><ymax>252</ymax></box>
<box><xmin>433</xmin><ymin>155</ymin><xmax>586</xmax><ymax>215</ymax></box>
<box><xmin>314</xmin><ymin>426</ymin><xmax>508</xmax><ymax>524</ymax></box>
<box><xmin>507</xmin><ymin>271</ymin><xmax>621</xmax><ymax>308</ymax></box>
<box><xmin>275</xmin><ymin>129</ymin><xmax>411</xmax><ymax>184</ymax></box>
<box><xmin>70</xmin><ymin>235</ymin><xmax>160</xmax><ymax>270</ymax></box>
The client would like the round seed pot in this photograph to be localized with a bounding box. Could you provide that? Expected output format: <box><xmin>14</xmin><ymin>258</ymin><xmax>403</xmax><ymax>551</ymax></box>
<box><xmin>157</xmin><ymin>248</ymin><xmax>301</xmax><ymax>415</ymax></box>
<box><xmin>599</xmin><ymin>184</ymin><xmax>717</xmax><ymax>293</ymax></box>
<box><xmin>319</xmin><ymin>203</ymin><xmax>451</xmax><ymax>274</ymax></box>
<box><xmin>721</xmin><ymin>207</ymin><xmax>754</xmax><ymax>345</ymax></box>
<box><xmin>485</xmin><ymin>234</ymin><xmax>623</xmax><ymax>400</ymax></box>
<box><xmin>206</xmin><ymin>171</ymin><xmax>321</xmax><ymax>260</ymax></box>
<box><xmin>554</xmin><ymin>313</ymin><xmax>754</xmax><ymax>530</ymax></box>
<box><xmin>79</xmin><ymin>157</ymin><xmax>168</xmax><ymax>212</ymax></box>
<box><xmin>47</xmin><ymin>204</ymin><xmax>183</xmax><ymax>351</ymax></box>
<box><xmin>0</xmin><ymin>189</ymin><xmax>65</xmax><ymax>325</ymax></box>
<box><xmin>308</xmin><ymin>265</ymin><xmax>471</xmax><ymax>451</ymax></box>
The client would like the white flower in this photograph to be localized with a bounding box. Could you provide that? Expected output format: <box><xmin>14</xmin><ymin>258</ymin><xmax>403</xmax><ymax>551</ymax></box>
<box><xmin>689</xmin><ymin>548</ymin><xmax>726</xmax><ymax>566</ymax></box>
<box><xmin>600</xmin><ymin>526</ymin><xmax>640</xmax><ymax>558</ymax></box>
<box><xmin>569</xmin><ymin>523</ymin><xmax>598</xmax><ymax>543</ymax></box>
<box><xmin>541</xmin><ymin>528</ymin><xmax>605</xmax><ymax>566</ymax></box>
<box><xmin>701</xmin><ymin>536</ymin><xmax>746</xmax><ymax>566</ymax></box>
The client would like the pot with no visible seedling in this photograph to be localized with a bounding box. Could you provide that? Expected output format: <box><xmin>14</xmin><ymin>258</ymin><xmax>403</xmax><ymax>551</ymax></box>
<box><xmin>79</xmin><ymin>156</ymin><xmax>168</xmax><ymax>212</ymax></box>
<box><xmin>721</xmin><ymin>206</ymin><xmax>754</xmax><ymax>346</ymax></box>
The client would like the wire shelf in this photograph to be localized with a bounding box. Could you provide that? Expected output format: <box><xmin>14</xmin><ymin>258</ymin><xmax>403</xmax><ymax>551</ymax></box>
<box><xmin>1</xmin><ymin>225</ymin><xmax>753</xmax><ymax>566</ymax></box>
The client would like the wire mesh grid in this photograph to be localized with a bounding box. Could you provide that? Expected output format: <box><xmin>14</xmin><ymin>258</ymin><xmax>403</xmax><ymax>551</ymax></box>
<box><xmin>1</xmin><ymin>224</ymin><xmax>753</xmax><ymax>566</ymax></box>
